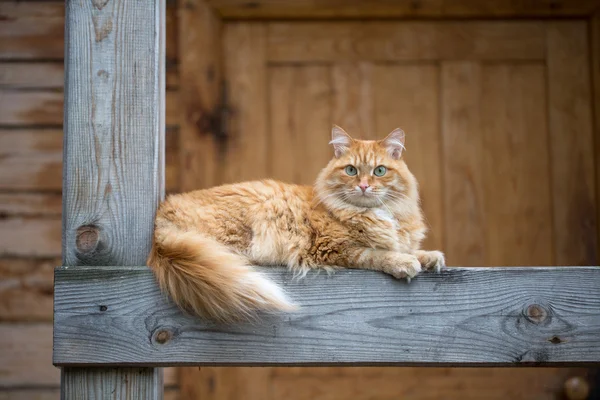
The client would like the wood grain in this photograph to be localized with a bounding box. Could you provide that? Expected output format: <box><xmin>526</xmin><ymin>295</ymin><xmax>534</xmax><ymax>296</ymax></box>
<box><xmin>182</xmin><ymin>367</ymin><xmax>272</xmax><ymax>400</ymax></box>
<box><xmin>441</xmin><ymin>62</ymin><xmax>485</xmax><ymax>266</ymax></box>
<box><xmin>0</xmin><ymin>91</ymin><xmax>179</xmax><ymax>127</ymax></box>
<box><xmin>593</xmin><ymin>13</ymin><xmax>600</xmax><ymax>261</ymax></box>
<box><xmin>481</xmin><ymin>64</ymin><xmax>553</xmax><ymax>266</ymax></box>
<box><xmin>269</xmin><ymin>65</ymin><xmax>332</xmax><ymax>184</ymax></box>
<box><xmin>546</xmin><ymin>22</ymin><xmax>597</xmax><ymax>266</ymax></box>
<box><xmin>60</xmin><ymin>0</ymin><xmax>165</xmax><ymax>397</ymax></box>
<box><xmin>0</xmin><ymin>218</ymin><xmax>61</xmax><ymax>257</ymax></box>
<box><xmin>331</xmin><ymin>63</ymin><xmax>375</xmax><ymax>139</ymax></box>
<box><xmin>208</xmin><ymin>0</ymin><xmax>600</xmax><ymax>19</ymax></box>
<box><xmin>267</xmin><ymin>22</ymin><xmax>545</xmax><ymax>63</ymax></box>
<box><xmin>0</xmin><ymin>2</ymin><xmax>178</xmax><ymax>63</ymax></box>
<box><xmin>0</xmin><ymin>193</ymin><xmax>62</xmax><ymax>217</ymax></box>
<box><xmin>270</xmin><ymin>367</ymin><xmax>583</xmax><ymax>400</ymax></box>
<box><xmin>0</xmin><ymin>62</ymin><xmax>179</xmax><ymax>90</ymax></box>
<box><xmin>373</xmin><ymin>64</ymin><xmax>443</xmax><ymax>252</ymax></box>
<box><xmin>179</xmin><ymin>0</ymin><xmax>222</xmax><ymax>191</ymax></box>
<box><xmin>0</xmin><ymin>388</ymin><xmax>180</xmax><ymax>400</ymax></box>
<box><xmin>222</xmin><ymin>23</ymin><xmax>268</xmax><ymax>183</ymax></box>
<box><xmin>54</xmin><ymin>266</ymin><xmax>600</xmax><ymax>366</ymax></box>
<box><xmin>0</xmin><ymin>258</ymin><xmax>57</xmax><ymax>321</ymax></box>
<box><xmin>0</xmin><ymin>129</ymin><xmax>179</xmax><ymax>192</ymax></box>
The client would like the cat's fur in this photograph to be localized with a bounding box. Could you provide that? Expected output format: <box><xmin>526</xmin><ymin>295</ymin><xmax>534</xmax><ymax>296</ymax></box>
<box><xmin>147</xmin><ymin>126</ymin><xmax>445</xmax><ymax>322</ymax></box>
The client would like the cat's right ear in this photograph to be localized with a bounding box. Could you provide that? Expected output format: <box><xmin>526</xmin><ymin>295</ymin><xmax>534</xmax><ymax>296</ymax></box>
<box><xmin>330</xmin><ymin>125</ymin><xmax>353</xmax><ymax>158</ymax></box>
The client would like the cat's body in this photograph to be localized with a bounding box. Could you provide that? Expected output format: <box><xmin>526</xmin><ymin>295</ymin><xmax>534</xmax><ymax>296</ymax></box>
<box><xmin>148</xmin><ymin>127</ymin><xmax>445</xmax><ymax>322</ymax></box>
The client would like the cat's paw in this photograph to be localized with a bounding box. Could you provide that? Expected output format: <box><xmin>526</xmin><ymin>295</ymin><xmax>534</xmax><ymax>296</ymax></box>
<box><xmin>416</xmin><ymin>250</ymin><xmax>445</xmax><ymax>273</ymax></box>
<box><xmin>384</xmin><ymin>254</ymin><xmax>421</xmax><ymax>281</ymax></box>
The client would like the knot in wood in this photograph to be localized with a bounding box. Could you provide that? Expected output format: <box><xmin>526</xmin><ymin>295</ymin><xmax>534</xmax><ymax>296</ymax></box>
<box><xmin>154</xmin><ymin>329</ymin><xmax>172</xmax><ymax>345</ymax></box>
<box><xmin>76</xmin><ymin>225</ymin><xmax>100</xmax><ymax>254</ymax></box>
<box><xmin>525</xmin><ymin>304</ymin><xmax>548</xmax><ymax>324</ymax></box>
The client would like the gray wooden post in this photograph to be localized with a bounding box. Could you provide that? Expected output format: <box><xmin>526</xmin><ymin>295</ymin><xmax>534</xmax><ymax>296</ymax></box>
<box><xmin>60</xmin><ymin>0</ymin><xmax>165</xmax><ymax>398</ymax></box>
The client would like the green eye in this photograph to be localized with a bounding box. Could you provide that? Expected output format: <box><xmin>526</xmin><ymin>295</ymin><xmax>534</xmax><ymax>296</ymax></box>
<box><xmin>374</xmin><ymin>166</ymin><xmax>387</xmax><ymax>176</ymax></box>
<box><xmin>345</xmin><ymin>165</ymin><xmax>358</xmax><ymax>176</ymax></box>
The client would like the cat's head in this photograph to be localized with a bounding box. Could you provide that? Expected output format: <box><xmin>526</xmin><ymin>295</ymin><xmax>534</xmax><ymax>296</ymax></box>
<box><xmin>315</xmin><ymin>125</ymin><xmax>418</xmax><ymax>210</ymax></box>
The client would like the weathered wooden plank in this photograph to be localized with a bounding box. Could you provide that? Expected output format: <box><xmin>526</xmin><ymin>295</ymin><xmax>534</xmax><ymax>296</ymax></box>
<box><xmin>267</xmin><ymin>22</ymin><xmax>545</xmax><ymax>63</ymax></box>
<box><xmin>0</xmin><ymin>91</ymin><xmax>179</xmax><ymax>127</ymax></box>
<box><xmin>208</xmin><ymin>0</ymin><xmax>600</xmax><ymax>19</ymax></box>
<box><xmin>373</xmin><ymin>64</ymin><xmax>443</xmax><ymax>252</ymax></box>
<box><xmin>441</xmin><ymin>62</ymin><xmax>486</xmax><ymax>266</ymax></box>
<box><xmin>0</xmin><ymin>129</ymin><xmax>179</xmax><ymax>192</ymax></box>
<box><xmin>178</xmin><ymin>0</ymin><xmax>222</xmax><ymax>191</ymax></box>
<box><xmin>546</xmin><ymin>22</ymin><xmax>597</xmax><ymax>266</ymax></box>
<box><xmin>0</xmin><ymin>62</ymin><xmax>179</xmax><ymax>90</ymax></box>
<box><xmin>54</xmin><ymin>266</ymin><xmax>600</xmax><ymax>366</ymax></box>
<box><xmin>0</xmin><ymin>2</ymin><xmax>178</xmax><ymax>62</ymax></box>
<box><xmin>60</xmin><ymin>0</ymin><xmax>165</xmax><ymax>397</ymax></box>
<box><xmin>481</xmin><ymin>64</ymin><xmax>553</xmax><ymax>266</ymax></box>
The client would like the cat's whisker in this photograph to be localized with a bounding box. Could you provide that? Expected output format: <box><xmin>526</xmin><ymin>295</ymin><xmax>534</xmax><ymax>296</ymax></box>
<box><xmin>377</xmin><ymin>197</ymin><xmax>394</xmax><ymax>217</ymax></box>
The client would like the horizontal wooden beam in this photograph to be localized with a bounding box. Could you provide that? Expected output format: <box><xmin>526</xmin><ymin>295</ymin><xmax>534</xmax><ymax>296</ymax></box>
<box><xmin>53</xmin><ymin>266</ymin><xmax>600</xmax><ymax>367</ymax></box>
<box><xmin>207</xmin><ymin>0</ymin><xmax>600</xmax><ymax>19</ymax></box>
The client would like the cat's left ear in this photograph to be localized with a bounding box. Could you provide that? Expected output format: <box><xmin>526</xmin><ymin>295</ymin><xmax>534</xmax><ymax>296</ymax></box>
<box><xmin>330</xmin><ymin>125</ymin><xmax>354</xmax><ymax>158</ymax></box>
<box><xmin>380</xmin><ymin>128</ymin><xmax>405</xmax><ymax>160</ymax></box>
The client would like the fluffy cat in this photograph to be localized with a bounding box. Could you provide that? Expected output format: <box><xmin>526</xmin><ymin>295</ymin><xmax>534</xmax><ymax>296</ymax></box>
<box><xmin>147</xmin><ymin>126</ymin><xmax>445</xmax><ymax>322</ymax></box>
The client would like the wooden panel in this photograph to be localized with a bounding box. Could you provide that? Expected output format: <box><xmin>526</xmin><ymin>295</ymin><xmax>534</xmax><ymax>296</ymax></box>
<box><xmin>0</xmin><ymin>129</ymin><xmax>179</xmax><ymax>192</ymax></box>
<box><xmin>182</xmin><ymin>368</ymin><xmax>271</xmax><ymax>400</ymax></box>
<box><xmin>0</xmin><ymin>91</ymin><xmax>179</xmax><ymax>127</ymax></box>
<box><xmin>179</xmin><ymin>0</ymin><xmax>222</xmax><ymax>191</ymax></box>
<box><xmin>0</xmin><ymin>62</ymin><xmax>179</xmax><ymax>90</ymax></box>
<box><xmin>269</xmin><ymin>367</ymin><xmax>581</xmax><ymax>400</ymax></box>
<box><xmin>54</xmin><ymin>266</ymin><xmax>600</xmax><ymax>366</ymax></box>
<box><xmin>0</xmin><ymin>324</ymin><xmax>56</xmax><ymax>386</ymax></box>
<box><xmin>60</xmin><ymin>0</ymin><xmax>165</xmax><ymax>396</ymax></box>
<box><xmin>222</xmin><ymin>23</ymin><xmax>268</xmax><ymax>183</ymax></box>
<box><xmin>441</xmin><ymin>62</ymin><xmax>486</xmax><ymax>266</ymax></box>
<box><xmin>0</xmin><ymin>258</ymin><xmax>57</xmax><ymax>321</ymax></box>
<box><xmin>546</xmin><ymin>22</ymin><xmax>597</xmax><ymax>266</ymax></box>
<box><xmin>267</xmin><ymin>22</ymin><xmax>545</xmax><ymax>63</ymax></box>
<box><xmin>481</xmin><ymin>64</ymin><xmax>553</xmax><ymax>266</ymax></box>
<box><xmin>0</xmin><ymin>2</ymin><xmax>178</xmax><ymax>62</ymax></box>
<box><xmin>0</xmin><ymin>218</ymin><xmax>61</xmax><ymax>257</ymax></box>
<box><xmin>594</xmin><ymin>14</ymin><xmax>600</xmax><ymax>257</ymax></box>
<box><xmin>373</xmin><ymin>64</ymin><xmax>443</xmax><ymax>251</ymax></box>
<box><xmin>209</xmin><ymin>0</ymin><xmax>600</xmax><ymax>19</ymax></box>
<box><xmin>0</xmin><ymin>193</ymin><xmax>62</xmax><ymax>216</ymax></box>
<box><xmin>269</xmin><ymin>65</ymin><xmax>332</xmax><ymax>184</ymax></box>
<box><xmin>331</xmin><ymin>63</ymin><xmax>375</xmax><ymax>139</ymax></box>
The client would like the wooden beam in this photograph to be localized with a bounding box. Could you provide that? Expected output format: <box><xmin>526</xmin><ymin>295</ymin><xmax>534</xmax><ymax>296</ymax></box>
<box><xmin>60</xmin><ymin>0</ymin><xmax>165</xmax><ymax>398</ymax></box>
<box><xmin>207</xmin><ymin>0</ymin><xmax>600</xmax><ymax>19</ymax></box>
<box><xmin>54</xmin><ymin>266</ymin><xmax>600</xmax><ymax>366</ymax></box>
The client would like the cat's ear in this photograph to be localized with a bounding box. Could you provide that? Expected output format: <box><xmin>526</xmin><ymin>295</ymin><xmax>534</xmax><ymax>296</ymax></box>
<box><xmin>380</xmin><ymin>128</ymin><xmax>406</xmax><ymax>160</ymax></box>
<box><xmin>330</xmin><ymin>125</ymin><xmax>353</xmax><ymax>158</ymax></box>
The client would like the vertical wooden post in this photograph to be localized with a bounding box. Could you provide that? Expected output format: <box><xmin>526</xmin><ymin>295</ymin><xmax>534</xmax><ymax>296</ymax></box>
<box><xmin>60</xmin><ymin>0</ymin><xmax>165</xmax><ymax>398</ymax></box>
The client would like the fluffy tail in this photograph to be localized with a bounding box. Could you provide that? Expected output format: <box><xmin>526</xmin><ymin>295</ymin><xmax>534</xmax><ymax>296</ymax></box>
<box><xmin>147</xmin><ymin>225</ymin><xmax>296</xmax><ymax>323</ymax></box>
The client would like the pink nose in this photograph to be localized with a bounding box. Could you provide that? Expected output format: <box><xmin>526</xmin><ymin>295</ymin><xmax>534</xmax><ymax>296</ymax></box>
<box><xmin>359</xmin><ymin>183</ymin><xmax>369</xmax><ymax>193</ymax></box>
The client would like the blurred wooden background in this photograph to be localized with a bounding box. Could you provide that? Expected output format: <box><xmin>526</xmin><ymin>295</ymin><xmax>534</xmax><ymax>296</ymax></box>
<box><xmin>1</xmin><ymin>0</ymin><xmax>599</xmax><ymax>399</ymax></box>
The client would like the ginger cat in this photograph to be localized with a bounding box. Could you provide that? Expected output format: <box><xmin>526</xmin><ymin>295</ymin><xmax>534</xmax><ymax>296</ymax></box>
<box><xmin>148</xmin><ymin>126</ymin><xmax>445</xmax><ymax>322</ymax></box>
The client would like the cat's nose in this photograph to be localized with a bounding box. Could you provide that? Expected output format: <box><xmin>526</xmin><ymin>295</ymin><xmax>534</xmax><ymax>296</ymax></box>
<box><xmin>359</xmin><ymin>183</ymin><xmax>370</xmax><ymax>193</ymax></box>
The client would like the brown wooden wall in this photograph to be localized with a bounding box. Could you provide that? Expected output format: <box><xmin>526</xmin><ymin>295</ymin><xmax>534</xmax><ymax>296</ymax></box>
<box><xmin>1</xmin><ymin>1</ymin><xmax>599</xmax><ymax>400</ymax></box>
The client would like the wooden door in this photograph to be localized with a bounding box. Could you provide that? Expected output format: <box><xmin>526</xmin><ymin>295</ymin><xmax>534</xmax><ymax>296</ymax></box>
<box><xmin>180</xmin><ymin>20</ymin><xmax>596</xmax><ymax>400</ymax></box>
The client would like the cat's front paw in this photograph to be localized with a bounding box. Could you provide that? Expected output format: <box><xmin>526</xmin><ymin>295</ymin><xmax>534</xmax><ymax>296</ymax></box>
<box><xmin>384</xmin><ymin>254</ymin><xmax>421</xmax><ymax>281</ymax></box>
<box><xmin>416</xmin><ymin>250</ymin><xmax>445</xmax><ymax>273</ymax></box>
